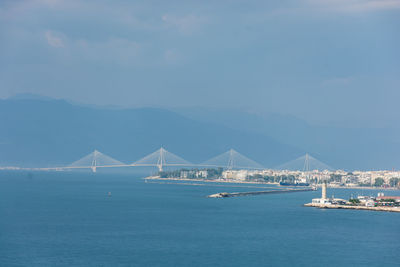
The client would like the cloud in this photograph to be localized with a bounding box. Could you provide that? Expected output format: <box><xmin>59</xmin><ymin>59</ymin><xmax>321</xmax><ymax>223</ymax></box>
<box><xmin>305</xmin><ymin>0</ymin><xmax>400</xmax><ymax>13</ymax></box>
<box><xmin>43</xmin><ymin>29</ymin><xmax>142</xmax><ymax>64</ymax></box>
<box><xmin>45</xmin><ymin>31</ymin><xmax>65</xmax><ymax>48</ymax></box>
<box><xmin>161</xmin><ymin>14</ymin><xmax>208</xmax><ymax>34</ymax></box>
<box><xmin>0</xmin><ymin>0</ymin><xmax>69</xmax><ymax>19</ymax></box>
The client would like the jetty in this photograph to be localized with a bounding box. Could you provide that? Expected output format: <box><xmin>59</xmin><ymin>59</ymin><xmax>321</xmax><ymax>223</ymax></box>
<box><xmin>207</xmin><ymin>188</ymin><xmax>315</xmax><ymax>198</ymax></box>
<box><xmin>304</xmin><ymin>203</ymin><xmax>400</xmax><ymax>213</ymax></box>
<box><xmin>304</xmin><ymin>182</ymin><xmax>400</xmax><ymax>213</ymax></box>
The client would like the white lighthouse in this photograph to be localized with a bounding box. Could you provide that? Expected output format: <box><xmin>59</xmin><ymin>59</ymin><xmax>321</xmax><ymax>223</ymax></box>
<box><xmin>321</xmin><ymin>182</ymin><xmax>327</xmax><ymax>200</ymax></box>
<box><xmin>311</xmin><ymin>181</ymin><xmax>331</xmax><ymax>204</ymax></box>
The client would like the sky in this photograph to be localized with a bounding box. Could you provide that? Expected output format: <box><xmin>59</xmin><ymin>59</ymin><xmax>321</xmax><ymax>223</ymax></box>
<box><xmin>0</xmin><ymin>0</ymin><xmax>399</xmax><ymax>127</ymax></box>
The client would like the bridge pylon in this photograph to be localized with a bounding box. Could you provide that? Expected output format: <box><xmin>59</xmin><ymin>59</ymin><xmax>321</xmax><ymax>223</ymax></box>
<box><xmin>69</xmin><ymin>149</ymin><xmax>124</xmax><ymax>172</ymax></box>
<box><xmin>133</xmin><ymin>147</ymin><xmax>192</xmax><ymax>171</ymax></box>
<box><xmin>303</xmin><ymin>153</ymin><xmax>310</xmax><ymax>181</ymax></box>
<box><xmin>157</xmin><ymin>147</ymin><xmax>166</xmax><ymax>172</ymax></box>
<box><xmin>227</xmin><ymin>149</ymin><xmax>235</xmax><ymax>170</ymax></box>
<box><xmin>275</xmin><ymin>153</ymin><xmax>333</xmax><ymax>171</ymax></box>
<box><xmin>202</xmin><ymin>148</ymin><xmax>263</xmax><ymax>170</ymax></box>
<box><xmin>91</xmin><ymin>150</ymin><xmax>98</xmax><ymax>173</ymax></box>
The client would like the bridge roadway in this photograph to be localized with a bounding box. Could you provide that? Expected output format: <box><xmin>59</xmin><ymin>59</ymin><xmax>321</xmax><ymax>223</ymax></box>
<box><xmin>8</xmin><ymin>163</ymin><xmax>266</xmax><ymax>172</ymax></box>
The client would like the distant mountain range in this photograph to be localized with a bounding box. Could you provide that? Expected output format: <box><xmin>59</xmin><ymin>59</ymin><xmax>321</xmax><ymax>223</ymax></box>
<box><xmin>1</xmin><ymin>95</ymin><xmax>399</xmax><ymax>170</ymax></box>
<box><xmin>173</xmin><ymin>107</ymin><xmax>400</xmax><ymax>170</ymax></box>
<box><xmin>0</xmin><ymin>96</ymin><xmax>300</xmax><ymax>168</ymax></box>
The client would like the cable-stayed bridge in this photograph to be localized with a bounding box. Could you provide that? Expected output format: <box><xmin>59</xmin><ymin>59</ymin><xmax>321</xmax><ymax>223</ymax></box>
<box><xmin>69</xmin><ymin>150</ymin><xmax>126</xmax><ymax>172</ymax></box>
<box><xmin>201</xmin><ymin>149</ymin><xmax>264</xmax><ymax>170</ymax></box>
<box><xmin>63</xmin><ymin>147</ymin><xmax>194</xmax><ymax>172</ymax></box>
<box><xmin>275</xmin><ymin>153</ymin><xmax>333</xmax><ymax>171</ymax></box>
<box><xmin>34</xmin><ymin>150</ymin><xmax>128</xmax><ymax>172</ymax></box>
<box><xmin>132</xmin><ymin>147</ymin><xmax>193</xmax><ymax>171</ymax></box>
<box><xmin>19</xmin><ymin>148</ymin><xmax>334</xmax><ymax>173</ymax></box>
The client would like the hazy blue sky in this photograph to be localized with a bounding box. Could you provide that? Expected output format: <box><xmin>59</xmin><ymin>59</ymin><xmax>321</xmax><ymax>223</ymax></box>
<box><xmin>1</xmin><ymin>0</ymin><xmax>399</xmax><ymax>127</ymax></box>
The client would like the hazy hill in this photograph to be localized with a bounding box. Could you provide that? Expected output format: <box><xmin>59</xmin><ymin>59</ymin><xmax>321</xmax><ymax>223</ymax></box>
<box><xmin>174</xmin><ymin>107</ymin><xmax>400</xmax><ymax>170</ymax></box>
<box><xmin>0</xmin><ymin>97</ymin><xmax>301</xmax><ymax>167</ymax></box>
<box><xmin>2</xmin><ymin>96</ymin><xmax>399</xmax><ymax>170</ymax></box>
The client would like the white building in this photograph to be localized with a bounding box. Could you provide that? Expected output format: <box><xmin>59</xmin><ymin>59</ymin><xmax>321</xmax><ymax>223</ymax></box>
<box><xmin>222</xmin><ymin>170</ymin><xmax>248</xmax><ymax>181</ymax></box>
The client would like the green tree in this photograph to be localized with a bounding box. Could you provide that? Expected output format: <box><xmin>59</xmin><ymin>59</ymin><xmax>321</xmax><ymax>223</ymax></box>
<box><xmin>374</xmin><ymin>178</ymin><xmax>385</xmax><ymax>187</ymax></box>
<box><xmin>389</xmin><ymin>178</ymin><xmax>400</xmax><ymax>187</ymax></box>
<box><xmin>330</xmin><ymin>174</ymin><xmax>342</xmax><ymax>182</ymax></box>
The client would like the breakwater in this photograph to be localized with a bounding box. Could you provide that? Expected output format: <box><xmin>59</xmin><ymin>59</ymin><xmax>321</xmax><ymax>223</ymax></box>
<box><xmin>304</xmin><ymin>203</ymin><xmax>400</xmax><ymax>213</ymax></box>
<box><xmin>208</xmin><ymin>188</ymin><xmax>315</xmax><ymax>198</ymax></box>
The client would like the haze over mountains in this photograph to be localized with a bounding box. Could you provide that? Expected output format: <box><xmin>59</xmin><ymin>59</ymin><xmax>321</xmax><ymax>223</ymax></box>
<box><xmin>1</xmin><ymin>94</ymin><xmax>399</xmax><ymax>170</ymax></box>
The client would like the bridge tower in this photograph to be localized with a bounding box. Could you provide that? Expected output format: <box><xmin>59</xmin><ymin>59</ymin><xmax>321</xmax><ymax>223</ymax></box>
<box><xmin>133</xmin><ymin>147</ymin><xmax>192</xmax><ymax>172</ymax></box>
<box><xmin>91</xmin><ymin>150</ymin><xmax>98</xmax><ymax>173</ymax></box>
<box><xmin>303</xmin><ymin>153</ymin><xmax>310</xmax><ymax>181</ymax></box>
<box><xmin>157</xmin><ymin>147</ymin><xmax>166</xmax><ymax>172</ymax></box>
<box><xmin>227</xmin><ymin>149</ymin><xmax>235</xmax><ymax>170</ymax></box>
<box><xmin>69</xmin><ymin>149</ymin><xmax>124</xmax><ymax>172</ymax></box>
<box><xmin>202</xmin><ymin>148</ymin><xmax>263</xmax><ymax>170</ymax></box>
<box><xmin>303</xmin><ymin>153</ymin><xmax>310</xmax><ymax>172</ymax></box>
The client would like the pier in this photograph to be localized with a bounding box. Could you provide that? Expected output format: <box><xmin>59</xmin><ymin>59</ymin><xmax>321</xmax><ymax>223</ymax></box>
<box><xmin>304</xmin><ymin>203</ymin><xmax>400</xmax><ymax>213</ymax></box>
<box><xmin>304</xmin><ymin>182</ymin><xmax>400</xmax><ymax>212</ymax></box>
<box><xmin>207</xmin><ymin>188</ymin><xmax>315</xmax><ymax>198</ymax></box>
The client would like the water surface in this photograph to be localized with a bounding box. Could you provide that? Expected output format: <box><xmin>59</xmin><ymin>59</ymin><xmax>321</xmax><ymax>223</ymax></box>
<box><xmin>0</xmin><ymin>172</ymin><xmax>399</xmax><ymax>266</ymax></box>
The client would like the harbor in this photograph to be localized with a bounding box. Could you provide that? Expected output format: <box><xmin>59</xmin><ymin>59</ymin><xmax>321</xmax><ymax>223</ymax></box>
<box><xmin>304</xmin><ymin>182</ymin><xmax>400</xmax><ymax>212</ymax></box>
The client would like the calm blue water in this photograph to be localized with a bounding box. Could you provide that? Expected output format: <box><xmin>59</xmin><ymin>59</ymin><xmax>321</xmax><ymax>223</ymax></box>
<box><xmin>0</xmin><ymin>171</ymin><xmax>399</xmax><ymax>266</ymax></box>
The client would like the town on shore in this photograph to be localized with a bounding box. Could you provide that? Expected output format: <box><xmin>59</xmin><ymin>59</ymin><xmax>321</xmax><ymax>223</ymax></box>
<box><xmin>156</xmin><ymin>168</ymin><xmax>400</xmax><ymax>211</ymax></box>
<box><xmin>156</xmin><ymin>168</ymin><xmax>400</xmax><ymax>189</ymax></box>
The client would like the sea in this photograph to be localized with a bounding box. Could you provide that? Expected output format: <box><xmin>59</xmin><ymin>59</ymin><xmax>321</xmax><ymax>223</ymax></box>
<box><xmin>0</xmin><ymin>171</ymin><xmax>399</xmax><ymax>267</ymax></box>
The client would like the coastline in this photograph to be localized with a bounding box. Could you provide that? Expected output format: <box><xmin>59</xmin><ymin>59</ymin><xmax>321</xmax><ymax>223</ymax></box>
<box><xmin>327</xmin><ymin>185</ymin><xmax>399</xmax><ymax>190</ymax></box>
<box><xmin>144</xmin><ymin>176</ymin><xmax>280</xmax><ymax>185</ymax></box>
<box><xmin>304</xmin><ymin>203</ymin><xmax>400</xmax><ymax>213</ymax></box>
<box><xmin>144</xmin><ymin>176</ymin><xmax>399</xmax><ymax>190</ymax></box>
